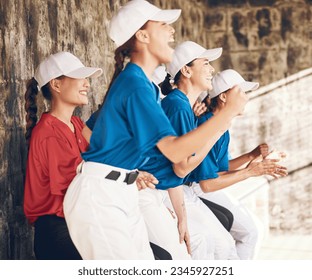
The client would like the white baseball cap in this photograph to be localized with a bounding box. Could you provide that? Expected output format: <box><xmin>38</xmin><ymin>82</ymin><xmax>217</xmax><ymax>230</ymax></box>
<box><xmin>151</xmin><ymin>65</ymin><xmax>167</xmax><ymax>85</ymax></box>
<box><xmin>34</xmin><ymin>51</ymin><xmax>103</xmax><ymax>89</ymax></box>
<box><xmin>109</xmin><ymin>0</ymin><xmax>181</xmax><ymax>48</ymax></box>
<box><xmin>210</xmin><ymin>69</ymin><xmax>259</xmax><ymax>98</ymax></box>
<box><xmin>166</xmin><ymin>41</ymin><xmax>223</xmax><ymax>78</ymax></box>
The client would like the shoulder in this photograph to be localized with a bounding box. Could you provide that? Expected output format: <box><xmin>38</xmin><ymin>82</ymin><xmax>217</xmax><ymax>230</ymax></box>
<box><xmin>31</xmin><ymin>114</ymin><xmax>56</xmax><ymax>138</ymax></box>
<box><xmin>162</xmin><ymin>92</ymin><xmax>192</xmax><ymax>116</ymax></box>
<box><xmin>198</xmin><ymin>111</ymin><xmax>213</xmax><ymax>125</ymax></box>
<box><xmin>71</xmin><ymin>116</ymin><xmax>84</xmax><ymax>130</ymax></box>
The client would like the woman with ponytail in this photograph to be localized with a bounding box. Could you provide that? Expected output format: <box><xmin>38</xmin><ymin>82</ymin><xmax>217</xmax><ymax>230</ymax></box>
<box><xmin>139</xmin><ymin>41</ymin><xmax>239</xmax><ymax>260</ymax></box>
<box><xmin>24</xmin><ymin>51</ymin><xmax>102</xmax><ymax>259</ymax></box>
<box><xmin>64</xmin><ymin>0</ymin><xmax>247</xmax><ymax>260</ymax></box>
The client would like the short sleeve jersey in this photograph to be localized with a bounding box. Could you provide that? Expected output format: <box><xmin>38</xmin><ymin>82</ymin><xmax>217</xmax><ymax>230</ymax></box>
<box><xmin>82</xmin><ymin>63</ymin><xmax>176</xmax><ymax>170</ymax></box>
<box><xmin>85</xmin><ymin>109</ymin><xmax>98</xmax><ymax>130</ymax></box>
<box><xmin>24</xmin><ymin>113</ymin><xmax>89</xmax><ymax>224</ymax></box>
<box><xmin>141</xmin><ymin>89</ymin><xmax>196</xmax><ymax>189</ymax></box>
<box><xmin>188</xmin><ymin>111</ymin><xmax>230</xmax><ymax>182</ymax></box>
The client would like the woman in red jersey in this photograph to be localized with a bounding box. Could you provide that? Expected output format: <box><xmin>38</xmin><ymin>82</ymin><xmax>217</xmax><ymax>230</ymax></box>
<box><xmin>24</xmin><ymin>51</ymin><xmax>102</xmax><ymax>259</ymax></box>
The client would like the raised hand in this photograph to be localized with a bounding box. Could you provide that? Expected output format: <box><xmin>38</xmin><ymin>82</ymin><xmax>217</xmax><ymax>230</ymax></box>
<box><xmin>249</xmin><ymin>143</ymin><xmax>269</xmax><ymax>159</ymax></box>
<box><xmin>193</xmin><ymin>100</ymin><xmax>207</xmax><ymax>117</ymax></box>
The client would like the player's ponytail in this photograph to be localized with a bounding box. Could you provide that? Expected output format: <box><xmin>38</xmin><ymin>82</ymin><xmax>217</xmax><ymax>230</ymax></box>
<box><xmin>160</xmin><ymin>73</ymin><xmax>174</xmax><ymax>96</ymax></box>
<box><xmin>25</xmin><ymin>78</ymin><xmax>39</xmax><ymax>146</ymax></box>
<box><xmin>24</xmin><ymin>79</ymin><xmax>53</xmax><ymax>146</ymax></box>
<box><xmin>161</xmin><ymin>61</ymin><xmax>195</xmax><ymax>96</ymax></box>
<box><xmin>205</xmin><ymin>95</ymin><xmax>220</xmax><ymax>112</ymax></box>
<box><xmin>101</xmin><ymin>35</ymin><xmax>137</xmax><ymax>106</ymax></box>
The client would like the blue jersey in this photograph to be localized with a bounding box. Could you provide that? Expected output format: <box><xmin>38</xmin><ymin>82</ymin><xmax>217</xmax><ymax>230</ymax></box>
<box><xmin>82</xmin><ymin>62</ymin><xmax>176</xmax><ymax>170</ymax></box>
<box><xmin>188</xmin><ymin>111</ymin><xmax>230</xmax><ymax>182</ymax></box>
<box><xmin>141</xmin><ymin>89</ymin><xmax>196</xmax><ymax>190</ymax></box>
<box><xmin>85</xmin><ymin>110</ymin><xmax>98</xmax><ymax>130</ymax></box>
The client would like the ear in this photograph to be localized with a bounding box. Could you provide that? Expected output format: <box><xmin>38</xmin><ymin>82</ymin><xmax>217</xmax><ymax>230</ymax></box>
<box><xmin>49</xmin><ymin>78</ymin><xmax>62</xmax><ymax>93</ymax></box>
<box><xmin>135</xmin><ymin>30</ymin><xmax>149</xmax><ymax>44</ymax></box>
<box><xmin>180</xmin><ymin>65</ymin><xmax>192</xmax><ymax>78</ymax></box>
<box><xmin>219</xmin><ymin>92</ymin><xmax>227</xmax><ymax>102</ymax></box>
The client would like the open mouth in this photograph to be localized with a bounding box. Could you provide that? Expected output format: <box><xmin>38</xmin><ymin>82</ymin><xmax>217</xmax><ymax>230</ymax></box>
<box><xmin>79</xmin><ymin>91</ymin><xmax>88</xmax><ymax>96</ymax></box>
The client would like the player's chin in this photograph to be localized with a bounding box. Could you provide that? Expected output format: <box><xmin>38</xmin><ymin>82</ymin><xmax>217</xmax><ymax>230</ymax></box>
<box><xmin>206</xmin><ymin>84</ymin><xmax>213</xmax><ymax>92</ymax></box>
<box><xmin>77</xmin><ymin>98</ymin><xmax>89</xmax><ymax>106</ymax></box>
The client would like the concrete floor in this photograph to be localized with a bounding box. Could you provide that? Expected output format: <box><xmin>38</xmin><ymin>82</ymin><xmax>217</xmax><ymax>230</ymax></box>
<box><xmin>256</xmin><ymin>234</ymin><xmax>312</xmax><ymax>260</ymax></box>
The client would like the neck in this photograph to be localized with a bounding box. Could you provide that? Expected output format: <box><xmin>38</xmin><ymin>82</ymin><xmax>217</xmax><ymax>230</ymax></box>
<box><xmin>212</xmin><ymin>107</ymin><xmax>221</xmax><ymax>116</ymax></box>
<box><xmin>130</xmin><ymin>51</ymin><xmax>160</xmax><ymax>81</ymax></box>
<box><xmin>177</xmin><ymin>81</ymin><xmax>202</xmax><ymax>107</ymax></box>
<box><xmin>50</xmin><ymin>100</ymin><xmax>76</xmax><ymax>129</ymax></box>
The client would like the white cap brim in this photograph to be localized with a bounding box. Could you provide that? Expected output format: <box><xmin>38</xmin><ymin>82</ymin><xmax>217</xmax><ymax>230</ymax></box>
<box><xmin>65</xmin><ymin>67</ymin><xmax>103</xmax><ymax>79</ymax></box>
<box><xmin>151</xmin><ymin>65</ymin><xmax>167</xmax><ymax>85</ymax></box>
<box><xmin>198</xmin><ymin>48</ymin><xmax>223</xmax><ymax>62</ymax></box>
<box><xmin>151</xmin><ymin>9</ymin><xmax>181</xmax><ymax>24</ymax></box>
<box><xmin>239</xmin><ymin>81</ymin><xmax>259</xmax><ymax>92</ymax></box>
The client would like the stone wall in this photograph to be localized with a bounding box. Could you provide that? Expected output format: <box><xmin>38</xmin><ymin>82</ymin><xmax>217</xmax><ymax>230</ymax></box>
<box><xmin>0</xmin><ymin>0</ymin><xmax>125</xmax><ymax>260</ymax></box>
<box><xmin>0</xmin><ymin>0</ymin><xmax>311</xmax><ymax>259</ymax></box>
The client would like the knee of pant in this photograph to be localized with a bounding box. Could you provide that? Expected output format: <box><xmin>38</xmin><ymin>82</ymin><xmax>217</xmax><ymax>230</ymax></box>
<box><xmin>238</xmin><ymin>225</ymin><xmax>261</xmax><ymax>245</ymax></box>
<box><xmin>191</xmin><ymin>232</ymin><xmax>215</xmax><ymax>251</ymax></box>
<box><xmin>190</xmin><ymin>233</ymin><xmax>215</xmax><ymax>260</ymax></box>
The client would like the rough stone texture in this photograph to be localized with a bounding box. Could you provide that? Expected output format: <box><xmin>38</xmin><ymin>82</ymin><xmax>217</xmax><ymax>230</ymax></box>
<box><xmin>0</xmin><ymin>0</ymin><xmax>124</xmax><ymax>260</ymax></box>
<box><xmin>0</xmin><ymin>0</ymin><xmax>311</xmax><ymax>259</ymax></box>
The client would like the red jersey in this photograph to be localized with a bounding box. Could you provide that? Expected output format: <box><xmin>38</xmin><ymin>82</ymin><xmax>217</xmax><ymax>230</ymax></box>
<box><xmin>24</xmin><ymin>113</ymin><xmax>89</xmax><ymax>224</ymax></box>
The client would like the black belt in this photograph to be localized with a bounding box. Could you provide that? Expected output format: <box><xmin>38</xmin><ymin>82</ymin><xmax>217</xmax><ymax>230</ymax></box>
<box><xmin>105</xmin><ymin>170</ymin><xmax>139</xmax><ymax>185</ymax></box>
<box><xmin>183</xmin><ymin>182</ymin><xmax>193</xmax><ymax>187</ymax></box>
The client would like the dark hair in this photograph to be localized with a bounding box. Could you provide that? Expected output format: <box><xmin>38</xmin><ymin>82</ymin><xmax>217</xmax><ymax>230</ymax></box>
<box><xmin>24</xmin><ymin>76</ymin><xmax>63</xmax><ymax>146</ymax></box>
<box><xmin>101</xmin><ymin>23</ymin><xmax>149</xmax><ymax>106</ymax></box>
<box><xmin>204</xmin><ymin>95</ymin><xmax>218</xmax><ymax>112</ymax></box>
<box><xmin>105</xmin><ymin>36</ymin><xmax>136</xmax><ymax>95</ymax></box>
<box><xmin>161</xmin><ymin>61</ymin><xmax>194</xmax><ymax>96</ymax></box>
<box><xmin>205</xmin><ymin>88</ymin><xmax>230</xmax><ymax>112</ymax></box>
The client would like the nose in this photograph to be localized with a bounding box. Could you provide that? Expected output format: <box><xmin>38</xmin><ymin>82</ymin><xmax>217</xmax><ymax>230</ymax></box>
<box><xmin>210</xmin><ymin>64</ymin><xmax>215</xmax><ymax>75</ymax></box>
<box><xmin>169</xmin><ymin>24</ymin><xmax>175</xmax><ymax>35</ymax></box>
<box><xmin>84</xmin><ymin>78</ymin><xmax>90</xmax><ymax>88</ymax></box>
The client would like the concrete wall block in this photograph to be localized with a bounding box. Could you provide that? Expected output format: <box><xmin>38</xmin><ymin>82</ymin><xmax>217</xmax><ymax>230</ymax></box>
<box><xmin>269</xmin><ymin>166</ymin><xmax>312</xmax><ymax>234</ymax></box>
<box><xmin>207</xmin><ymin>0</ymin><xmax>248</xmax><ymax>7</ymax></box>
<box><xmin>205</xmin><ymin>10</ymin><xmax>226</xmax><ymax>31</ymax></box>
<box><xmin>230</xmin><ymin>72</ymin><xmax>312</xmax><ymax>235</ymax></box>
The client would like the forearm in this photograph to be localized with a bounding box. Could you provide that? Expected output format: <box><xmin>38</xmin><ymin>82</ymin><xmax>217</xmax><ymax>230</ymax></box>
<box><xmin>173</xmin><ymin>133</ymin><xmax>221</xmax><ymax>178</ymax></box>
<box><xmin>199</xmin><ymin>169</ymin><xmax>251</xmax><ymax>193</ymax></box>
<box><xmin>157</xmin><ymin>109</ymin><xmax>234</xmax><ymax>164</ymax></box>
<box><xmin>82</xmin><ymin>125</ymin><xmax>92</xmax><ymax>143</ymax></box>
<box><xmin>167</xmin><ymin>186</ymin><xmax>187</xmax><ymax>223</ymax></box>
<box><xmin>229</xmin><ymin>153</ymin><xmax>253</xmax><ymax>170</ymax></box>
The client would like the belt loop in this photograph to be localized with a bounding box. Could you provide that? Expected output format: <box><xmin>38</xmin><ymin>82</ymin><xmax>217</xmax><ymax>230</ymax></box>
<box><xmin>124</xmin><ymin>170</ymin><xmax>139</xmax><ymax>185</ymax></box>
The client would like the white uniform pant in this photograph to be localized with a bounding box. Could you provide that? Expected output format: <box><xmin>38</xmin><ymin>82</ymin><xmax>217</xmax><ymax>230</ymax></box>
<box><xmin>192</xmin><ymin>183</ymin><xmax>263</xmax><ymax>259</ymax></box>
<box><xmin>138</xmin><ymin>188</ymin><xmax>191</xmax><ymax>260</ymax></box>
<box><xmin>63</xmin><ymin>162</ymin><xmax>154</xmax><ymax>260</ymax></box>
<box><xmin>164</xmin><ymin>186</ymin><xmax>239</xmax><ymax>260</ymax></box>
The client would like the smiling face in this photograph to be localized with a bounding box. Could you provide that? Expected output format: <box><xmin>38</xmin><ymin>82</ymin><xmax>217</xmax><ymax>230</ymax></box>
<box><xmin>188</xmin><ymin>58</ymin><xmax>215</xmax><ymax>92</ymax></box>
<box><xmin>143</xmin><ymin>20</ymin><xmax>176</xmax><ymax>65</ymax></box>
<box><xmin>56</xmin><ymin>77</ymin><xmax>91</xmax><ymax>106</ymax></box>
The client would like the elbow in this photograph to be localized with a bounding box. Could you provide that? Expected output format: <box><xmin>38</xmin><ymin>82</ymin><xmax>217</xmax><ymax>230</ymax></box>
<box><xmin>199</xmin><ymin>181</ymin><xmax>212</xmax><ymax>193</ymax></box>
<box><xmin>169</xmin><ymin>154</ymin><xmax>187</xmax><ymax>165</ymax></box>
<box><xmin>173</xmin><ymin>166</ymin><xmax>189</xmax><ymax>178</ymax></box>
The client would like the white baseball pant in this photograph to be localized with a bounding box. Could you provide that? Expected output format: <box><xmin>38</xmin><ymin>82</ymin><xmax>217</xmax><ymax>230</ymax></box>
<box><xmin>63</xmin><ymin>161</ymin><xmax>154</xmax><ymax>260</ymax></box>
<box><xmin>138</xmin><ymin>188</ymin><xmax>191</xmax><ymax>260</ymax></box>
<box><xmin>164</xmin><ymin>185</ymin><xmax>239</xmax><ymax>260</ymax></box>
<box><xmin>192</xmin><ymin>183</ymin><xmax>263</xmax><ymax>259</ymax></box>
